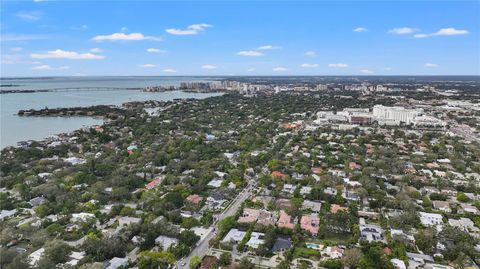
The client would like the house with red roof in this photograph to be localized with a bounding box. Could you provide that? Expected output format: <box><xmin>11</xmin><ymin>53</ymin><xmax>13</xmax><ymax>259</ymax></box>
<box><xmin>300</xmin><ymin>214</ymin><xmax>320</xmax><ymax>236</ymax></box>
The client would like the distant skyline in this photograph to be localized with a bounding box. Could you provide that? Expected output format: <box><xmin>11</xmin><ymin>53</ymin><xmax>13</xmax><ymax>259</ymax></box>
<box><xmin>1</xmin><ymin>0</ymin><xmax>479</xmax><ymax>77</ymax></box>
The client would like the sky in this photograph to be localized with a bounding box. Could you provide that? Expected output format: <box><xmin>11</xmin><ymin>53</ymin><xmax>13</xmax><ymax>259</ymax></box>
<box><xmin>1</xmin><ymin>0</ymin><xmax>479</xmax><ymax>77</ymax></box>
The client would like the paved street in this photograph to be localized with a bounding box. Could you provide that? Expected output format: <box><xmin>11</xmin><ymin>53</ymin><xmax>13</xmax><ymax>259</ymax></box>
<box><xmin>176</xmin><ymin>182</ymin><xmax>254</xmax><ymax>269</ymax></box>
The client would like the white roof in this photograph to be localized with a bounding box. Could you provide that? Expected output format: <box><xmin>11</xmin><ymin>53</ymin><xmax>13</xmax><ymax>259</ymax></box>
<box><xmin>28</xmin><ymin>248</ymin><xmax>45</xmax><ymax>266</ymax></box>
<box><xmin>207</xmin><ymin>179</ymin><xmax>223</xmax><ymax>188</ymax></box>
<box><xmin>222</xmin><ymin>229</ymin><xmax>246</xmax><ymax>243</ymax></box>
<box><xmin>154</xmin><ymin>235</ymin><xmax>178</xmax><ymax>249</ymax></box>
<box><xmin>106</xmin><ymin>257</ymin><xmax>129</xmax><ymax>269</ymax></box>
<box><xmin>246</xmin><ymin>232</ymin><xmax>265</xmax><ymax>249</ymax></box>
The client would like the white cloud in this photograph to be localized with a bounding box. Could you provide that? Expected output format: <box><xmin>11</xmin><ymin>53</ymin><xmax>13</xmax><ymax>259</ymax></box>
<box><xmin>247</xmin><ymin>68</ymin><xmax>256</xmax><ymax>72</ymax></box>
<box><xmin>92</xmin><ymin>32</ymin><xmax>161</xmax><ymax>42</ymax></box>
<box><xmin>359</xmin><ymin>69</ymin><xmax>374</xmax><ymax>74</ymax></box>
<box><xmin>31</xmin><ymin>49</ymin><xmax>105</xmax><ymax>60</ymax></box>
<box><xmin>202</xmin><ymin>64</ymin><xmax>217</xmax><ymax>69</ymax></box>
<box><xmin>147</xmin><ymin>48</ymin><xmax>167</xmax><ymax>53</ymax></box>
<box><xmin>305</xmin><ymin>51</ymin><xmax>317</xmax><ymax>57</ymax></box>
<box><xmin>301</xmin><ymin>63</ymin><xmax>319</xmax><ymax>68</ymax></box>
<box><xmin>414</xmin><ymin>28</ymin><xmax>469</xmax><ymax>38</ymax></box>
<box><xmin>237</xmin><ymin>50</ymin><xmax>264</xmax><ymax>57</ymax></box>
<box><xmin>32</xmin><ymin>65</ymin><xmax>69</xmax><ymax>70</ymax></box>
<box><xmin>10</xmin><ymin>47</ymin><xmax>23</xmax><ymax>52</ymax></box>
<box><xmin>90</xmin><ymin>48</ymin><xmax>102</xmax><ymax>53</ymax></box>
<box><xmin>328</xmin><ymin>63</ymin><xmax>348</xmax><ymax>68</ymax></box>
<box><xmin>16</xmin><ymin>11</ymin><xmax>43</xmax><ymax>21</ymax></box>
<box><xmin>424</xmin><ymin>63</ymin><xmax>438</xmax><ymax>68</ymax></box>
<box><xmin>353</xmin><ymin>27</ymin><xmax>368</xmax><ymax>32</ymax></box>
<box><xmin>165</xmin><ymin>24</ymin><xmax>212</xmax><ymax>35</ymax></box>
<box><xmin>273</xmin><ymin>67</ymin><xmax>288</xmax><ymax>71</ymax></box>
<box><xmin>257</xmin><ymin>45</ymin><xmax>279</xmax><ymax>50</ymax></box>
<box><xmin>139</xmin><ymin>64</ymin><xmax>157</xmax><ymax>68</ymax></box>
<box><xmin>32</xmin><ymin>65</ymin><xmax>51</xmax><ymax>70</ymax></box>
<box><xmin>121</xmin><ymin>26</ymin><xmax>128</xmax><ymax>32</ymax></box>
<box><xmin>385</xmin><ymin>67</ymin><xmax>392</xmax><ymax>71</ymax></box>
<box><xmin>163</xmin><ymin>68</ymin><xmax>177</xmax><ymax>73</ymax></box>
<box><xmin>388</xmin><ymin>27</ymin><xmax>418</xmax><ymax>35</ymax></box>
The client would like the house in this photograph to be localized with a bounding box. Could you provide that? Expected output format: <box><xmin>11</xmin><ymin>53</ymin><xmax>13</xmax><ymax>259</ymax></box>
<box><xmin>271</xmin><ymin>171</ymin><xmax>288</xmax><ymax>179</ymax></box>
<box><xmin>205</xmin><ymin>193</ymin><xmax>226</xmax><ymax>210</ymax></box>
<box><xmin>106</xmin><ymin>257</ymin><xmax>129</xmax><ymax>269</ymax></box>
<box><xmin>199</xmin><ymin>256</ymin><xmax>219</xmax><ymax>269</ymax></box>
<box><xmin>359</xmin><ymin>223</ymin><xmax>385</xmax><ymax>242</ymax></box>
<box><xmin>154</xmin><ymin>235</ymin><xmax>178</xmax><ymax>249</ymax></box>
<box><xmin>28</xmin><ymin>248</ymin><xmax>45</xmax><ymax>266</ymax></box>
<box><xmin>458</xmin><ymin>203</ymin><xmax>480</xmax><ymax>215</ymax></box>
<box><xmin>145</xmin><ymin>177</ymin><xmax>163</xmax><ymax>190</ymax></box>
<box><xmin>419</xmin><ymin>212</ymin><xmax>443</xmax><ymax>227</ymax></box>
<box><xmin>0</xmin><ymin>209</ymin><xmax>17</xmax><ymax>221</ymax></box>
<box><xmin>390</xmin><ymin>229</ymin><xmax>415</xmax><ymax>244</ymax></box>
<box><xmin>407</xmin><ymin>252</ymin><xmax>434</xmax><ymax>268</ymax></box>
<box><xmin>271</xmin><ymin>237</ymin><xmax>293</xmax><ymax>253</ymax></box>
<box><xmin>342</xmin><ymin>190</ymin><xmax>360</xmax><ymax>202</ymax></box>
<box><xmin>222</xmin><ymin>229</ymin><xmax>246</xmax><ymax>243</ymax></box>
<box><xmin>275</xmin><ymin>198</ymin><xmax>293</xmax><ymax>210</ymax></box>
<box><xmin>300</xmin><ymin>186</ymin><xmax>312</xmax><ymax>196</ymax></box>
<box><xmin>432</xmin><ymin>200</ymin><xmax>451</xmax><ymax>213</ymax></box>
<box><xmin>207</xmin><ymin>179</ymin><xmax>224</xmax><ymax>188</ymax></box>
<box><xmin>186</xmin><ymin>194</ymin><xmax>203</xmax><ymax>205</ymax></box>
<box><xmin>302</xmin><ymin>200</ymin><xmax>322</xmax><ymax>213</ymax></box>
<box><xmin>28</xmin><ymin>196</ymin><xmax>46</xmax><ymax>207</ymax></box>
<box><xmin>324</xmin><ymin>187</ymin><xmax>337</xmax><ymax>196</ymax></box>
<box><xmin>390</xmin><ymin>258</ymin><xmax>407</xmax><ymax>269</ymax></box>
<box><xmin>257</xmin><ymin>210</ymin><xmax>277</xmax><ymax>226</ymax></box>
<box><xmin>118</xmin><ymin>216</ymin><xmax>142</xmax><ymax>226</ymax></box>
<box><xmin>321</xmin><ymin>246</ymin><xmax>344</xmax><ymax>259</ymax></box>
<box><xmin>282</xmin><ymin>184</ymin><xmax>296</xmax><ymax>194</ymax></box>
<box><xmin>246</xmin><ymin>232</ymin><xmax>265</xmax><ymax>249</ymax></box>
<box><xmin>65</xmin><ymin>251</ymin><xmax>86</xmax><ymax>267</ymax></box>
<box><xmin>277</xmin><ymin>210</ymin><xmax>295</xmax><ymax>230</ymax></box>
<box><xmin>448</xmin><ymin>217</ymin><xmax>480</xmax><ymax>235</ymax></box>
<box><xmin>238</xmin><ymin>208</ymin><xmax>260</xmax><ymax>223</ymax></box>
<box><xmin>330</xmin><ymin>204</ymin><xmax>348</xmax><ymax>214</ymax></box>
<box><xmin>300</xmin><ymin>214</ymin><xmax>320</xmax><ymax>236</ymax></box>
<box><xmin>71</xmin><ymin>212</ymin><xmax>95</xmax><ymax>223</ymax></box>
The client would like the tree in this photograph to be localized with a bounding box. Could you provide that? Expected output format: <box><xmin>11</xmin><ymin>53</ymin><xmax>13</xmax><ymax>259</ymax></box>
<box><xmin>189</xmin><ymin>256</ymin><xmax>201</xmax><ymax>269</ymax></box>
<box><xmin>44</xmin><ymin>240</ymin><xmax>72</xmax><ymax>264</ymax></box>
<box><xmin>342</xmin><ymin>248</ymin><xmax>362</xmax><ymax>268</ymax></box>
<box><xmin>219</xmin><ymin>252</ymin><xmax>232</xmax><ymax>266</ymax></box>
<box><xmin>179</xmin><ymin>230</ymin><xmax>200</xmax><ymax>247</ymax></box>
<box><xmin>137</xmin><ymin>251</ymin><xmax>176</xmax><ymax>269</ymax></box>
<box><xmin>457</xmin><ymin>192</ymin><xmax>470</xmax><ymax>203</ymax></box>
<box><xmin>239</xmin><ymin>257</ymin><xmax>255</xmax><ymax>269</ymax></box>
<box><xmin>276</xmin><ymin>260</ymin><xmax>291</xmax><ymax>269</ymax></box>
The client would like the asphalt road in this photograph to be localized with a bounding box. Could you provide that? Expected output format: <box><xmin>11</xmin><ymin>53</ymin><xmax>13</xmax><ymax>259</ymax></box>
<box><xmin>176</xmin><ymin>182</ymin><xmax>254</xmax><ymax>269</ymax></box>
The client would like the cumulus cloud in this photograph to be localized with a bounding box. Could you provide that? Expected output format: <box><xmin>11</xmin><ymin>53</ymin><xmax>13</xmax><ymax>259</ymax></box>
<box><xmin>237</xmin><ymin>50</ymin><xmax>264</xmax><ymax>57</ymax></box>
<box><xmin>147</xmin><ymin>48</ymin><xmax>167</xmax><ymax>53</ymax></box>
<box><xmin>305</xmin><ymin>51</ymin><xmax>317</xmax><ymax>57</ymax></box>
<box><xmin>165</xmin><ymin>24</ymin><xmax>212</xmax><ymax>35</ymax></box>
<box><xmin>328</xmin><ymin>63</ymin><xmax>348</xmax><ymax>68</ymax></box>
<box><xmin>388</xmin><ymin>27</ymin><xmax>418</xmax><ymax>35</ymax></box>
<box><xmin>301</xmin><ymin>63</ymin><xmax>319</xmax><ymax>68</ymax></box>
<box><xmin>31</xmin><ymin>49</ymin><xmax>105</xmax><ymax>60</ymax></box>
<box><xmin>202</xmin><ymin>64</ymin><xmax>217</xmax><ymax>69</ymax></box>
<box><xmin>247</xmin><ymin>68</ymin><xmax>256</xmax><ymax>72</ymax></box>
<box><xmin>16</xmin><ymin>11</ymin><xmax>43</xmax><ymax>21</ymax></box>
<box><xmin>424</xmin><ymin>63</ymin><xmax>438</xmax><ymax>68</ymax></box>
<box><xmin>139</xmin><ymin>64</ymin><xmax>156</xmax><ymax>68</ymax></box>
<box><xmin>414</xmin><ymin>28</ymin><xmax>469</xmax><ymax>38</ymax></box>
<box><xmin>163</xmin><ymin>68</ymin><xmax>177</xmax><ymax>73</ymax></box>
<box><xmin>359</xmin><ymin>69</ymin><xmax>374</xmax><ymax>74</ymax></box>
<box><xmin>92</xmin><ymin>32</ymin><xmax>161</xmax><ymax>42</ymax></box>
<box><xmin>257</xmin><ymin>45</ymin><xmax>279</xmax><ymax>50</ymax></box>
<box><xmin>273</xmin><ymin>67</ymin><xmax>288</xmax><ymax>71</ymax></box>
<box><xmin>353</xmin><ymin>27</ymin><xmax>368</xmax><ymax>32</ymax></box>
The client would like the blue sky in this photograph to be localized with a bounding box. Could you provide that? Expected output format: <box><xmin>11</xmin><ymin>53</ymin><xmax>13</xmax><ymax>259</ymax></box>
<box><xmin>1</xmin><ymin>0</ymin><xmax>478</xmax><ymax>76</ymax></box>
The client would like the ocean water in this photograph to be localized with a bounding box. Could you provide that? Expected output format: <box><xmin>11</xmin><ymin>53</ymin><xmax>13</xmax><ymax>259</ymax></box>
<box><xmin>0</xmin><ymin>76</ymin><xmax>222</xmax><ymax>149</ymax></box>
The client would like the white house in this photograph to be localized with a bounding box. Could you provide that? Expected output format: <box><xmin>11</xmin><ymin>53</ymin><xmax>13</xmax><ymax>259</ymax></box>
<box><xmin>246</xmin><ymin>232</ymin><xmax>265</xmax><ymax>249</ymax></box>
<box><xmin>419</xmin><ymin>212</ymin><xmax>443</xmax><ymax>227</ymax></box>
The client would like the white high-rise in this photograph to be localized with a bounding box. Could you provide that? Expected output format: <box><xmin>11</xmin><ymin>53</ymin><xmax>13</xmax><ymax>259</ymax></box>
<box><xmin>373</xmin><ymin>105</ymin><xmax>422</xmax><ymax>125</ymax></box>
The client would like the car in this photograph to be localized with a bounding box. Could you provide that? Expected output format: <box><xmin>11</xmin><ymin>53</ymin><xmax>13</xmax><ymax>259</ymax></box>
<box><xmin>181</xmin><ymin>262</ymin><xmax>186</xmax><ymax>266</ymax></box>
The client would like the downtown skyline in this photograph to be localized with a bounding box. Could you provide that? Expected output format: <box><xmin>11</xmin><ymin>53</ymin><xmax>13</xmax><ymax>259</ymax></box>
<box><xmin>1</xmin><ymin>0</ymin><xmax>479</xmax><ymax>77</ymax></box>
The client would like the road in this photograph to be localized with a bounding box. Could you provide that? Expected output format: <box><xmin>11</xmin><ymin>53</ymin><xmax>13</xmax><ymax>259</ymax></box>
<box><xmin>176</xmin><ymin>181</ymin><xmax>255</xmax><ymax>269</ymax></box>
